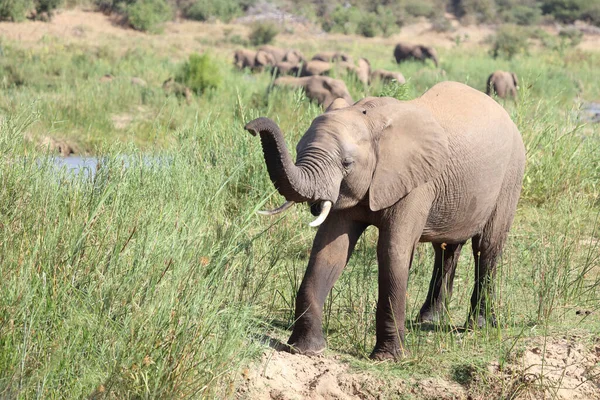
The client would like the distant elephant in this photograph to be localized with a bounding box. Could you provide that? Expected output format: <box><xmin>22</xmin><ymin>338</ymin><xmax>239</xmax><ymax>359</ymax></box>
<box><xmin>312</xmin><ymin>51</ymin><xmax>353</xmax><ymax>64</ymax></box>
<box><xmin>486</xmin><ymin>70</ymin><xmax>518</xmax><ymax>99</ymax></box>
<box><xmin>233</xmin><ymin>49</ymin><xmax>257</xmax><ymax>70</ymax></box>
<box><xmin>245</xmin><ymin>81</ymin><xmax>525</xmax><ymax>360</ymax></box>
<box><xmin>271</xmin><ymin>76</ymin><xmax>353</xmax><ymax>109</ymax></box>
<box><xmin>336</xmin><ymin>58</ymin><xmax>370</xmax><ymax>86</ymax></box>
<box><xmin>272</xmin><ymin>61</ymin><xmax>301</xmax><ymax>77</ymax></box>
<box><xmin>300</xmin><ymin>60</ymin><xmax>332</xmax><ymax>77</ymax></box>
<box><xmin>371</xmin><ymin>69</ymin><xmax>406</xmax><ymax>85</ymax></box>
<box><xmin>258</xmin><ymin>45</ymin><xmax>287</xmax><ymax>63</ymax></box>
<box><xmin>394</xmin><ymin>43</ymin><xmax>438</xmax><ymax>67</ymax></box>
<box><xmin>355</xmin><ymin>58</ymin><xmax>370</xmax><ymax>85</ymax></box>
<box><xmin>254</xmin><ymin>49</ymin><xmax>277</xmax><ymax>71</ymax></box>
<box><xmin>283</xmin><ymin>49</ymin><xmax>305</xmax><ymax>65</ymax></box>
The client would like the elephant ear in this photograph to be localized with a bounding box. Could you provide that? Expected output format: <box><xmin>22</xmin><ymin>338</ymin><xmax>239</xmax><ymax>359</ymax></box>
<box><xmin>326</xmin><ymin>98</ymin><xmax>350</xmax><ymax>112</ymax></box>
<box><xmin>368</xmin><ymin>104</ymin><xmax>449</xmax><ymax>212</ymax></box>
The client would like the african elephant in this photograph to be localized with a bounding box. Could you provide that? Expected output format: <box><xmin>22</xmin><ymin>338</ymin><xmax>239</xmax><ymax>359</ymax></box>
<box><xmin>254</xmin><ymin>49</ymin><xmax>277</xmax><ymax>71</ymax></box>
<box><xmin>371</xmin><ymin>69</ymin><xmax>406</xmax><ymax>85</ymax></box>
<box><xmin>233</xmin><ymin>49</ymin><xmax>256</xmax><ymax>70</ymax></box>
<box><xmin>333</xmin><ymin>58</ymin><xmax>370</xmax><ymax>85</ymax></box>
<box><xmin>271</xmin><ymin>76</ymin><xmax>353</xmax><ymax>109</ymax></box>
<box><xmin>272</xmin><ymin>61</ymin><xmax>301</xmax><ymax>77</ymax></box>
<box><xmin>245</xmin><ymin>81</ymin><xmax>525</xmax><ymax>360</ymax></box>
<box><xmin>258</xmin><ymin>45</ymin><xmax>287</xmax><ymax>63</ymax></box>
<box><xmin>486</xmin><ymin>70</ymin><xmax>518</xmax><ymax>99</ymax></box>
<box><xmin>312</xmin><ymin>51</ymin><xmax>353</xmax><ymax>64</ymax></box>
<box><xmin>394</xmin><ymin>43</ymin><xmax>438</xmax><ymax>67</ymax></box>
<box><xmin>283</xmin><ymin>49</ymin><xmax>305</xmax><ymax>65</ymax></box>
<box><xmin>300</xmin><ymin>60</ymin><xmax>332</xmax><ymax>77</ymax></box>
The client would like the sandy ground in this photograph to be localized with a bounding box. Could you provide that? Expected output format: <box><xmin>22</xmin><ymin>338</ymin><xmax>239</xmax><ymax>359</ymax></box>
<box><xmin>237</xmin><ymin>336</ymin><xmax>600</xmax><ymax>400</ymax></box>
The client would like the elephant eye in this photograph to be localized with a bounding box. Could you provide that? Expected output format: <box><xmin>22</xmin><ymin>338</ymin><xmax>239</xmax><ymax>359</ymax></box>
<box><xmin>342</xmin><ymin>158</ymin><xmax>354</xmax><ymax>169</ymax></box>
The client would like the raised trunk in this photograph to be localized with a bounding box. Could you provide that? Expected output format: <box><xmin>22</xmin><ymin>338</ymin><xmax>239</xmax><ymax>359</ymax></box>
<box><xmin>245</xmin><ymin>117</ymin><xmax>314</xmax><ymax>202</ymax></box>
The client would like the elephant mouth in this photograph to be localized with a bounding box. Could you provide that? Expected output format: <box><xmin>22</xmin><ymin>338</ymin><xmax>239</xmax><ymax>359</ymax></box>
<box><xmin>310</xmin><ymin>202</ymin><xmax>322</xmax><ymax>217</ymax></box>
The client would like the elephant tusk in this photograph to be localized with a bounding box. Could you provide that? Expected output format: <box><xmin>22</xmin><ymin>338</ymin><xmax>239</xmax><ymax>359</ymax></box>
<box><xmin>257</xmin><ymin>201</ymin><xmax>295</xmax><ymax>216</ymax></box>
<box><xmin>309</xmin><ymin>201</ymin><xmax>332</xmax><ymax>227</ymax></box>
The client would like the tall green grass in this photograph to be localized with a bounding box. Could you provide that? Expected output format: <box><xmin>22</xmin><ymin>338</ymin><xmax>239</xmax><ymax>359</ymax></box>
<box><xmin>0</xmin><ymin>34</ymin><xmax>599</xmax><ymax>398</ymax></box>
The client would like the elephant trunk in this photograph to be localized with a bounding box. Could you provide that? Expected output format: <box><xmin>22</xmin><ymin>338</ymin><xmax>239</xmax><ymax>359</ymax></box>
<box><xmin>245</xmin><ymin>117</ymin><xmax>315</xmax><ymax>202</ymax></box>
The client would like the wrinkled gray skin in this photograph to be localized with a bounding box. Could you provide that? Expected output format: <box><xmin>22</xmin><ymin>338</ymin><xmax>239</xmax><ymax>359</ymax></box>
<box><xmin>312</xmin><ymin>51</ymin><xmax>353</xmax><ymax>64</ymax></box>
<box><xmin>233</xmin><ymin>49</ymin><xmax>276</xmax><ymax>72</ymax></box>
<box><xmin>272</xmin><ymin>61</ymin><xmax>301</xmax><ymax>77</ymax></box>
<box><xmin>371</xmin><ymin>69</ymin><xmax>406</xmax><ymax>85</ymax></box>
<box><xmin>258</xmin><ymin>45</ymin><xmax>287</xmax><ymax>63</ymax></box>
<box><xmin>335</xmin><ymin>58</ymin><xmax>370</xmax><ymax>85</ymax></box>
<box><xmin>394</xmin><ymin>43</ymin><xmax>438</xmax><ymax>67</ymax></box>
<box><xmin>301</xmin><ymin>60</ymin><xmax>332</xmax><ymax>77</ymax></box>
<box><xmin>259</xmin><ymin>45</ymin><xmax>305</xmax><ymax>65</ymax></box>
<box><xmin>486</xmin><ymin>70</ymin><xmax>518</xmax><ymax>99</ymax></box>
<box><xmin>233</xmin><ymin>49</ymin><xmax>257</xmax><ymax>70</ymax></box>
<box><xmin>245</xmin><ymin>81</ymin><xmax>525</xmax><ymax>360</ymax></box>
<box><xmin>272</xmin><ymin>76</ymin><xmax>353</xmax><ymax>109</ymax></box>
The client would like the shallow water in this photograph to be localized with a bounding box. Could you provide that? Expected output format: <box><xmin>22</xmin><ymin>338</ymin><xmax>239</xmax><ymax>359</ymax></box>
<box><xmin>582</xmin><ymin>103</ymin><xmax>600</xmax><ymax>123</ymax></box>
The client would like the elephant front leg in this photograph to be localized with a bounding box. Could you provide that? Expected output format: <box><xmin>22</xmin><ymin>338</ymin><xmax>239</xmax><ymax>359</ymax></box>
<box><xmin>371</xmin><ymin>229</ymin><xmax>419</xmax><ymax>360</ymax></box>
<box><xmin>287</xmin><ymin>215</ymin><xmax>367</xmax><ymax>355</ymax></box>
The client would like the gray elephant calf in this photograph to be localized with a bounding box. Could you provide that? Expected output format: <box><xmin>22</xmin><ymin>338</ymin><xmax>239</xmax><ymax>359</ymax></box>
<box><xmin>245</xmin><ymin>81</ymin><xmax>525</xmax><ymax>360</ymax></box>
<box><xmin>487</xmin><ymin>70</ymin><xmax>518</xmax><ymax>99</ymax></box>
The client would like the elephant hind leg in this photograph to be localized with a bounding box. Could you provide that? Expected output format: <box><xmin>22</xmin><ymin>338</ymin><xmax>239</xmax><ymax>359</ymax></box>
<box><xmin>467</xmin><ymin>164</ymin><xmax>523</xmax><ymax>328</ymax></box>
<box><xmin>418</xmin><ymin>242</ymin><xmax>464</xmax><ymax>324</ymax></box>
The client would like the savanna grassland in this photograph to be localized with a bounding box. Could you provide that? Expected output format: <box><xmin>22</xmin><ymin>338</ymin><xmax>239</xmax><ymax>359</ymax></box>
<box><xmin>1</xmin><ymin>9</ymin><xmax>599</xmax><ymax>399</ymax></box>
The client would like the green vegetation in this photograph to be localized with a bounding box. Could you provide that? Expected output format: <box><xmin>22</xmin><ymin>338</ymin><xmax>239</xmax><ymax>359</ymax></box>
<box><xmin>175</xmin><ymin>53</ymin><xmax>222</xmax><ymax>95</ymax></box>
<box><xmin>0</xmin><ymin>0</ymin><xmax>62</xmax><ymax>21</ymax></box>
<box><xmin>248</xmin><ymin>21</ymin><xmax>279</xmax><ymax>46</ymax></box>
<box><xmin>0</xmin><ymin>18</ymin><xmax>599</xmax><ymax>399</ymax></box>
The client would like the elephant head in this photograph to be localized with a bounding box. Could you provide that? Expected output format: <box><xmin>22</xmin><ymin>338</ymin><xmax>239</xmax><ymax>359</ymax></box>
<box><xmin>245</xmin><ymin>97</ymin><xmax>448</xmax><ymax>225</ymax></box>
<box><xmin>418</xmin><ymin>45</ymin><xmax>438</xmax><ymax>67</ymax></box>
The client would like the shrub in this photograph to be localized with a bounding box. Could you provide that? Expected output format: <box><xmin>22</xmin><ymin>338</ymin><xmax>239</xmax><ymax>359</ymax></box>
<box><xmin>502</xmin><ymin>4</ymin><xmax>542</xmax><ymax>25</ymax></box>
<box><xmin>404</xmin><ymin>0</ymin><xmax>435</xmax><ymax>18</ymax></box>
<box><xmin>0</xmin><ymin>0</ymin><xmax>32</xmax><ymax>21</ymax></box>
<box><xmin>375</xmin><ymin>5</ymin><xmax>400</xmax><ymax>37</ymax></box>
<box><xmin>558</xmin><ymin>27</ymin><xmax>583</xmax><ymax>47</ymax></box>
<box><xmin>0</xmin><ymin>0</ymin><xmax>62</xmax><ymax>21</ymax></box>
<box><xmin>248</xmin><ymin>22</ymin><xmax>279</xmax><ymax>46</ymax></box>
<box><xmin>356</xmin><ymin>12</ymin><xmax>379</xmax><ymax>37</ymax></box>
<box><xmin>456</xmin><ymin>0</ymin><xmax>496</xmax><ymax>23</ymax></box>
<box><xmin>489</xmin><ymin>25</ymin><xmax>530</xmax><ymax>59</ymax></box>
<box><xmin>183</xmin><ymin>0</ymin><xmax>242</xmax><ymax>22</ymax></box>
<box><xmin>175</xmin><ymin>53</ymin><xmax>221</xmax><ymax>95</ymax></box>
<box><xmin>126</xmin><ymin>0</ymin><xmax>172</xmax><ymax>32</ymax></box>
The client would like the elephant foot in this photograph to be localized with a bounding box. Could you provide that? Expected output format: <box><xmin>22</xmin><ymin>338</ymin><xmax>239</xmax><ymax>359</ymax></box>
<box><xmin>417</xmin><ymin>307</ymin><xmax>443</xmax><ymax>324</ymax></box>
<box><xmin>369</xmin><ymin>344</ymin><xmax>409</xmax><ymax>361</ymax></box>
<box><xmin>465</xmin><ymin>312</ymin><xmax>497</xmax><ymax>330</ymax></box>
<box><xmin>286</xmin><ymin>332</ymin><xmax>326</xmax><ymax>356</ymax></box>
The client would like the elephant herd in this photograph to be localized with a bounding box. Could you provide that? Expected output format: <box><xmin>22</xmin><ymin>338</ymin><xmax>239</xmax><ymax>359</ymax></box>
<box><xmin>233</xmin><ymin>43</ymin><xmax>519</xmax><ymax>109</ymax></box>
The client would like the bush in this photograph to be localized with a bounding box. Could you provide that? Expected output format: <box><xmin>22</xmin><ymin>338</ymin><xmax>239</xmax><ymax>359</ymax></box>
<box><xmin>489</xmin><ymin>25</ymin><xmax>530</xmax><ymax>59</ymax></box>
<box><xmin>175</xmin><ymin>53</ymin><xmax>221</xmax><ymax>95</ymax></box>
<box><xmin>182</xmin><ymin>0</ymin><xmax>242</xmax><ymax>22</ymax></box>
<box><xmin>248</xmin><ymin>22</ymin><xmax>279</xmax><ymax>46</ymax></box>
<box><xmin>0</xmin><ymin>0</ymin><xmax>32</xmax><ymax>21</ymax></box>
<box><xmin>502</xmin><ymin>4</ymin><xmax>542</xmax><ymax>25</ymax></box>
<box><xmin>404</xmin><ymin>0</ymin><xmax>435</xmax><ymax>18</ymax></box>
<box><xmin>126</xmin><ymin>0</ymin><xmax>172</xmax><ymax>32</ymax></box>
<box><xmin>558</xmin><ymin>27</ymin><xmax>583</xmax><ymax>47</ymax></box>
<box><xmin>0</xmin><ymin>0</ymin><xmax>62</xmax><ymax>21</ymax></box>
<box><xmin>456</xmin><ymin>0</ymin><xmax>496</xmax><ymax>23</ymax></box>
<box><xmin>356</xmin><ymin>12</ymin><xmax>379</xmax><ymax>37</ymax></box>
